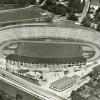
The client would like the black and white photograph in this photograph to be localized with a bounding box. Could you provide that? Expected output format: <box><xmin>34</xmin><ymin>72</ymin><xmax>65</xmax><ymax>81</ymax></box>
<box><xmin>0</xmin><ymin>0</ymin><xmax>100</xmax><ymax>100</ymax></box>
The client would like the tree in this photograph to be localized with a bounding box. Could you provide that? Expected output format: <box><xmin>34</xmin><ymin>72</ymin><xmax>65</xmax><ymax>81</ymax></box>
<box><xmin>16</xmin><ymin>93</ymin><xmax>23</xmax><ymax>100</ymax></box>
<box><xmin>96</xmin><ymin>24</ymin><xmax>100</xmax><ymax>31</ymax></box>
<box><xmin>94</xmin><ymin>7</ymin><xmax>100</xmax><ymax>20</ymax></box>
<box><xmin>71</xmin><ymin>90</ymin><xmax>85</xmax><ymax>100</ymax></box>
<box><xmin>42</xmin><ymin>3</ymin><xmax>68</xmax><ymax>16</ymax></box>
<box><xmin>71</xmin><ymin>90</ymin><xmax>77</xmax><ymax>100</ymax></box>
<box><xmin>67</xmin><ymin>12</ymin><xmax>78</xmax><ymax>21</ymax></box>
<box><xmin>82</xmin><ymin>15</ymin><xmax>91</xmax><ymax>27</ymax></box>
<box><xmin>41</xmin><ymin>0</ymin><xmax>69</xmax><ymax>16</ymax></box>
<box><xmin>68</xmin><ymin>0</ymin><xmax>85</xmax><ymax>13</ymax></box>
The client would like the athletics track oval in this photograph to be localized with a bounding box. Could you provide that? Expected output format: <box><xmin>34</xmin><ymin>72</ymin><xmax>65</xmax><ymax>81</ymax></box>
<box><xmin>0</xmin><ymin>24</ymin><xmax>100</xmax><ymax>62</ymax></box>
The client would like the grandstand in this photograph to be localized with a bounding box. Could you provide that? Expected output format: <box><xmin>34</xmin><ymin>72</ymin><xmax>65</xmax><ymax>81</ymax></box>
<box><xmin>5</xmin><ymin>41</ymin><xmax>86</xmax><ymax>72</ymax></box>
<box><xmin>6</xmin><ymin>54</ymin><xmax>86</xmax><ymax>65</ymax></box>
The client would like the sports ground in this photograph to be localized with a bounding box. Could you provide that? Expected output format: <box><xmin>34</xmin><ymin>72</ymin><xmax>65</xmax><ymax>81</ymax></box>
<box><xmin>0</xmin><ymin>24</ymin><xmax>99</xmax><ymax>100</ymax></box>
<box><xmin>15</xmin><ymin>42</ymin><xmax>82</xmax><ymax>58</ymax></box>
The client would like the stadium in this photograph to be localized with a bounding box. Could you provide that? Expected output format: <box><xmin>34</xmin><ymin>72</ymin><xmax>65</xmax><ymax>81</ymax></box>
<box><xmin>5</xmin><ymin>41</ymin><xmax>86</xmax><ymax>71</ymax></box>
<box><xmin>0</xmin><ymin>23</ymin><xmax>100</xmax><ymax>100</ymax></box>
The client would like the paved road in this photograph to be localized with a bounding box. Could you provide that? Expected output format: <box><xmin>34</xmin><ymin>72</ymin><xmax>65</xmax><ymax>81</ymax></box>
<box><xmin>78</xmin><ymin>0</ymin><xmax>90</xmax><ymax>23</ymax></box>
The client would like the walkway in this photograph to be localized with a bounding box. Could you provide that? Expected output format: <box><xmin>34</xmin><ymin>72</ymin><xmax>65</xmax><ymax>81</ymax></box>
<box><xmin>78</xmin><ymin>0</ymin><xmax>90</xmax><ymax>23</ymax></box>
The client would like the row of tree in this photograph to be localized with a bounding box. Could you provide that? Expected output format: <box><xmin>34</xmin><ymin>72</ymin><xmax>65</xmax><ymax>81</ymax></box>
<box><xmin>71</xmin><ymin>90</ymin><xmax>86</xmax><ymax>100</ymax></box>
<box><xmin>0</xmin><ymin>89</ymin><xmax>23</xmax><ymax>100</ymax></box>
<box><xmin>42</xmin><ymin>0</ymin><xmax>85</xmax><ymax>16</ymax></box>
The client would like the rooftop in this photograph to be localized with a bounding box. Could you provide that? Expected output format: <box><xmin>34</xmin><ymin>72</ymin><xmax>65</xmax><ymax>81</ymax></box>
<box><xmin>50</xmin><ymin>75</ymin><xmax>79</xmax><ymax>92</ymax></box>
<box><xmin>6</xmin><ymin>54</ymin><xmax>86</xmax><ymax>64</ymax></box>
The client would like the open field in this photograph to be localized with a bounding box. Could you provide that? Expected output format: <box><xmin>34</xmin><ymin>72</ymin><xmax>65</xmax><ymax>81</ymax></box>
<box><xmin>0</xmin><ymin>24</ymin><xmax>99</xmax><ymax>61</ymax></box>
<box><xmin>15</xmin><ymin>42</ymin><xmax>82</xmax><ymax>58</ymax></box>
<box><xmin>0</xmin><ymin>6</ymin><xmax>49</xmax><ymax>23</ymax></box>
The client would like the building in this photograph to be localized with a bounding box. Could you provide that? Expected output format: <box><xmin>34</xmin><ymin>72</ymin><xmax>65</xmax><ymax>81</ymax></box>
<box><xmin>50</xmin><ymin>75</ymin><xmax>79</xmax><ymax>92</ymax></box>
<box><xmin>5</xmin><ymin>41</ymin><xmax>86</xmax><ymax>72</ymax></box>
<box><xmin>6</xmin><ymin>54</ymin><xmax>86</xmax><ymax>72</ymax></box>
<box><xmin>90</xmin><ymin>0</ymin><xmax>100</xmax><ymax>10</ymax></box>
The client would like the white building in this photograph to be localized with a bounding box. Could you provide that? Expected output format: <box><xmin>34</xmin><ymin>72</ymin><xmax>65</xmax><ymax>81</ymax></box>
<box><xmin>90</xmin><ymin>0</ymin><xmax>100</xmax><ymax>10</ymax></box>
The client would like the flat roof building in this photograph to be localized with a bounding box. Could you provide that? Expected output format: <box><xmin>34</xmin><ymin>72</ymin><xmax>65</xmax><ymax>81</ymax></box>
<box><xmin>50</xmin><ymin>75</ymin><xmax>79</xmax><ymax>92</ymax></box>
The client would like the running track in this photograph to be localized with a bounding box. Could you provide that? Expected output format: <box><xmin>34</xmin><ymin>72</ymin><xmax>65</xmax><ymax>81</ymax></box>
<box><xmin>0</xmin><ymin>23</ymin><xmax>100</xmax><ymax>100</ymax></box>
<box><xmin>0</xmin><ymin>24</ymin><xmax>100</xmax><ymax>62</ymax></box>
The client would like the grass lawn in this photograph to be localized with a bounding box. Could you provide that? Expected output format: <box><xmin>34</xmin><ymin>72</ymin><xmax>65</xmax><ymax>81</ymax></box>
<box><xmin>0</xmin><ymin>6</ymin><xmax>48</xmax><ymax>23</ymax></box>
<box><xmin>15</xmin><ymin>42</ymin><xmax>82</xmax><ymax>58</ymax></box>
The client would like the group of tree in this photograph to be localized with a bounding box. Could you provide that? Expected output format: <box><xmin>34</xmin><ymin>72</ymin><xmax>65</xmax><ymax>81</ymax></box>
<box><xmin>68</xmin><ymin>0</ymin><xmax>85</xmax><ymax>13</ymax></box>
<box><xmin>0</xmin><ymin>89</ymin><xmax>23</xmax><ymax>100</ymax></box>
<box><xmin>42</xmin><ymin>0</ymin><xmax>85</xmax><ymax>16</ymax></box>
<box><xmin>42</xmin><ymin>3</ymin><xmax>69</xmax><ymax>16</ymax></box>
<box><xmin>82</xmin><ymin>14</ymin><xmax>92</xmax><ymax>27</ymax></box>
<box><xmin>93</xmin><ymin>7</ymin><xmax>100</xmax><ymax>31</ymax></box>
<box><xmin>71</xmin><ymin>90</ymin><xmax>86</xmax><ymax>100</ymax></box>
<box><xmin>94</xmin><ymin>7</ymin><xmax>100</xmax><ymax>20</ymax></box>
<box><xmin>0</xmin><ymin>0</ymin><xmax>86</xmax><ymax>21</ymax></box>
<box><xmin>97</xmin><ymin>24</ymin><xmax>100</xmax><ymax>31</ymax></box>
<box><xmin>67</xmin><ymin>12</ymin><xmax>78</xmax><ymax>21</ymax></box>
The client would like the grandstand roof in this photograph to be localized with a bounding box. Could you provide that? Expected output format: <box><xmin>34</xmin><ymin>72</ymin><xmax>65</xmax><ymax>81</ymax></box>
<box><xmin>50</xmin><ymin>75</ymin><xmax>79</xmax><ymax>92</ymax></box>
<box><xmin>6</xmin><ymin>54</ymin><xmax>86</xmax><ymax>64</ymax></box>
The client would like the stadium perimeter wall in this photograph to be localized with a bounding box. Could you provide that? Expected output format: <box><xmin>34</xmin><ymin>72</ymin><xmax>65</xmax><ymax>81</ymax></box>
<box><xmin>0</xmin><ymin>24</ymin><xmax>99</xmax><ymax>45</ymax></box>
<box><xmin>0</xmin><ymin>24</ymin><xmax>100</xmax><ymax>61</ymax></box>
